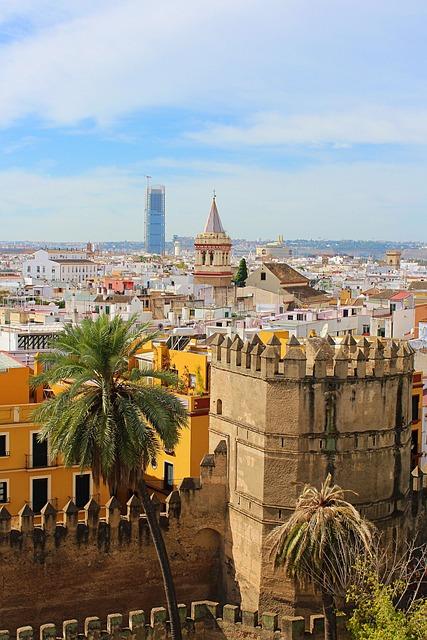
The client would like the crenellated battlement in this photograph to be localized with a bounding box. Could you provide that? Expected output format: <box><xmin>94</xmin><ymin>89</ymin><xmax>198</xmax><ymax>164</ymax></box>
<box><xmin>210</xmin><ymin>333</ymin><xmax>415</xmax><ymax>380</ymax></box>
<box><xmin>0</xmin><ymin>600</ymin><xmax>350</xmax><ymax>640</ymax></box>
<box><xmin>0</xmin><ymin>440</ymin><xmax>228</xmax><ymax>552</ymax></box>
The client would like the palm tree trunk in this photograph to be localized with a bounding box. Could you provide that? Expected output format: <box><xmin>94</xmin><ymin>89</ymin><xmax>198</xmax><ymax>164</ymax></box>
<box><xmin>138</xmin><ymin>480</ymin><xmax>182</xmax><ymax>640</ymax></box>
<box><xmin>321</xmin><ymin>590</ymin><xmax>337</xmax><ymax>640</ymax></box>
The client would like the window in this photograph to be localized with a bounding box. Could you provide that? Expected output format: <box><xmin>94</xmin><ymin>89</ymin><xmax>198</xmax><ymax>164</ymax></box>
<box><xmin>343</xmin><ymin>309</ymin><xmax>349</xmax><ymax>317</ymax></box>
<box><xmin>189</xmin><ymin>374</ymin><xmax>196</xmax><ymax>388</ymax></box>
<box><xmin>362</xmin><ymin>324</ymin><xmax>370</xmax><ymax>335</ymax></box>
<box><xmin>260</xmin><ymin>272</ymin><xmax>266</xmax><ymax>281</ymax></box>
<box><xmin>412</xmin><ymin>395</ymin><xmax>420</xmax><ymax>422</ymax></box>
<box><xmin>27</xmin><ymin>266</ymin><xmax>31</xmax><ymax>273</ymax></box>
<box><xmin>31</xmin><ymin>432</ymin><xmax>48</xmax><ymax>468</ymax></box>
<box><xmin>0</xmin><ymin>480</ymin><xmax>8</xmax><ymax>503</ymax></box>
<box><xmin>297</xmin><ymin>313</ymin><xmax>304</xmax><ymax>321</ymax></box>
<box><xmin>36</xmin><ymin>266</ymin><xmax>40</xmax><ymax>273</ymax></box>
<box><xmin>216</xmin><ymin>399</ymin><xmax>223</xmax><ymax>415</ymax></box>
<box><xmin>75</xmin><ymin>473</ymin><xmax>91</xmax><ymax>508</ymax></box>
<box><xmin>164</xmin><ymin>462</ymin><xmax>174</xmax><ymax>490</ymax></box>
<box><xmin>352</xmin><ymin>308</ymin><xmax>356</xmax><ymax>316</ymax></box>
<box><xmin>32</xmin><ymin>477</ymin><xmax>49</xmax><ymax>513</ymax></box>
<box><xmin>0</xmin><ymin>434</ymin><xmax>8</xmax><ymax>457</ymax></box>
<box><xmin>390</xmin><ymin>303</ymin><xmax>396</xmax><ymax>312</ymax></box>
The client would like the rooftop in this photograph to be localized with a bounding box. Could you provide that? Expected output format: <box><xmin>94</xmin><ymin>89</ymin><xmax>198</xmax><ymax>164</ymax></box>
<box><xmin>263</xmin><ymin>262</ymin><xmax>309</xmax><ymax>285</ymax></box>
<box><xmin>0</xmin><ymin>351</ymin><xmax>24</xmax><ymax>370</ymax></box>
<box><xmin>390</xmin><ymin>291</ymin><xmax>413</xmax><ymax>301</ymax></box>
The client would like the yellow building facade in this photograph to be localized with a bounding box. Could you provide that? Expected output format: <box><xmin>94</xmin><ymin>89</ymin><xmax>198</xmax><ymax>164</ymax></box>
<box><xmin>0</xmin><ymin>352</ymin><xmax>109</xmax><ymax>516</ymax></box>
<box><xmin>136</xmin><ymin>340</ymin><xmax>210</xmax><ymax>496</ymax></box>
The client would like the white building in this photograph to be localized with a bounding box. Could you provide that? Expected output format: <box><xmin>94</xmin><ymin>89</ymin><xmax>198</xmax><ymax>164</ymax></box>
<box><xmin>0</xmin><ymin>322</ymin><xmax>66</xmax><ymax>366</ymax></box>
<box><xmin>22</xmin><ymin>249</ymin><xmax>98</xmax><ymax>284</ymax></box>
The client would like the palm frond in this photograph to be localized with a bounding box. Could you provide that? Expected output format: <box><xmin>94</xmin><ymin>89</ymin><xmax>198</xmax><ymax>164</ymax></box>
<box><xmin>31</xmin><ymin>315</ymin><xmax>188</xmax><ymax>493</ymax></box>
<box><xmin>269</xmin><ymin>474</ymin><xmax>376</xmax><ymax>596</ymax></box>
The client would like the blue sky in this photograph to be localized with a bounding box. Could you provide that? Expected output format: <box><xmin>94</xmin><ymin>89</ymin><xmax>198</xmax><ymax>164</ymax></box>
<box><xmin>0</xmin><ymin>0</ymin><xmax>426</xmax><ymax>242</ymax></box>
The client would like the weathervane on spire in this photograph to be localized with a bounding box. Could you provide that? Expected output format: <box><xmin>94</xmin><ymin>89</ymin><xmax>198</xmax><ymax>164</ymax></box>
<box><xmin>213</xmin><ymin>188</ymin><xmax>216</xmax><ymax>200</ymax></box>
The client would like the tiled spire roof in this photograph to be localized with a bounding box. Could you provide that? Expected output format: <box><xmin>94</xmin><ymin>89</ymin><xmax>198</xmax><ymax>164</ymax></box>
<box><xmin>204</xmin><ymin>196</ymin><xmax>225</xmax><ymax>233</ymax></box>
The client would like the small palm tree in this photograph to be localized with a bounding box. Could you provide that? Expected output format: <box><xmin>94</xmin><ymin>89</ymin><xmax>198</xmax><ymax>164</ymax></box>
<box><xmin>31</xmin><ymin>315</ymin><xmax>188</xmax><ymax>640</ymax></box>
<box><xmin>269</xmin><ymin>475</ymin><xmax>374</xmax><ymax>640</ymax></box>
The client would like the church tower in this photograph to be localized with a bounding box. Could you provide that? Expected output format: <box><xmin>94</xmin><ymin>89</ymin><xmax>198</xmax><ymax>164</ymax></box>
<box><xmin>194</xmin><ymin>196</ymin><xmax>233</xmax><ymax>287</ymax></box>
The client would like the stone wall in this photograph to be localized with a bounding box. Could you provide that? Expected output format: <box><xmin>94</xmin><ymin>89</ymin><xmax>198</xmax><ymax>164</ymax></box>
<box><xmin>0</xmin><ymin>447</ymin><xmax>228</xmax><ymax>632</ymax></box>
<box><xmin>0</xmin><ymin>601</ymin><xmax>351</xmax><ymax>640</ymax></box>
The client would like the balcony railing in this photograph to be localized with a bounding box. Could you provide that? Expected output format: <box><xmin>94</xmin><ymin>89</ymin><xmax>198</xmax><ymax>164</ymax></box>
<box><xmin>25</xmin><ymin>455</ymin><xmax>58</xmax><ymax>469</ymax></box>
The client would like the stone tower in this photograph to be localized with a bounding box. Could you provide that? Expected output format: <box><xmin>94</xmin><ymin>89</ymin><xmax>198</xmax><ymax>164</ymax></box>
<box><xmin>194</xmin><ymin>197</ymin><xmax>233</xmax><ymax>287</ymax></box>
<box><xmin>385</xmin><ymin>249</ymin><xmax>402</xmax><ymax>269</ymax></box>
<box><xmin>208</xmin><ymin>334</ymin><xmax>415</xmax><ymax>615</ymax></box>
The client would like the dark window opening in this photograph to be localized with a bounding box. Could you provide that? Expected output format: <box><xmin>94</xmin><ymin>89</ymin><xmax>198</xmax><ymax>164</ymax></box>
<box><xmin>75</xmin><ymin>473</ymin><xmax>91</xmax><ymax>508</ymax></box>
<box><xmin>32</xmin><ymin>477</ymin><xmax>48</xmax><ymax>513</ymax></box>
<box><xmin>412</xmin><ymin>395</ymin><xmax>420</xmax><ymax>422</ymax></box>
<box><xmin>32</xmin><ymin>433</ymin><xmax>48</xmax><ymax>468</ymax></box>
<box><xmin>0</xmin><ymin>481</ymin><xmax>8</xmax><ymax>503</ymax></box>
<box><xmin>0</xmin><ymin>435</ymin><xmax>7</xmax><ymax>457</ymax></box>
<box><xmin>343</xmin><ymin>309</ymin><xmax>349</xmax><ymax>317</ymax></box>
<box><xmin>216</xmin><ymin>399</ymin><xmax>223</xmax><ymax>415</ymax></box>
<box><xmin>164</xmin><ymin>462</ymin><xmax>174</xmax><ymax>491</ymax></box>
<box><xmin>260</xmin><ymin>272</ymin><xmax>266</xmax><ymax>281</ymax></box>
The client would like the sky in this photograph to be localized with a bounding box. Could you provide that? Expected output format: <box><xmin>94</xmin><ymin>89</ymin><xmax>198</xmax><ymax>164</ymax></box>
<box><xmin>0</xmin><ymin>0</ymin><xmax>426</xmax><ymax>242</ymax></box>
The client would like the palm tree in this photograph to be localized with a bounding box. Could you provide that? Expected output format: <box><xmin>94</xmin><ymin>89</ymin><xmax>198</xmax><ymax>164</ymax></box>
<box><xmin>31</xmin><ymin>315</ymin><xmax>188</xmax><ymax>640</ymax></box>
<box><xmin>269</xmin><ymin>475</ymin><xmax>374</xmax><ymax>640</ymax></box>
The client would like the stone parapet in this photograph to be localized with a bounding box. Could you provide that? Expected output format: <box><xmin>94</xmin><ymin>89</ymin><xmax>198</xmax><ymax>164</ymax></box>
<box><xmin>0</xmin><ymin>445</ymin><xmax>229</xmax><ymax>632</ymax></box>
<box><xmin>0</xmin><ymin>601</ymin><xmax>350</xmax><ymax>640</ymax></box>
<box><xmin>210</xmin><ymin>334</ymin><xmax>415</xmax><ymax>381</ymax></box>
<box><xmin>0</xmin><ymin>442</ymin><xmax>228</xmax><ymax>552</ymax></box>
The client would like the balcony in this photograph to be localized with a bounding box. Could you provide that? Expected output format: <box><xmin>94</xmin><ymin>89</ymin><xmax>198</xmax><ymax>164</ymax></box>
<box><xmin>0</xmin><ymin>403</ymin><xmax>40</xmax><ymax>425</ymax></box>
<box><xmin>25</xmin><ymin>455</ymin><xmax>58</xmax><ymax>469</ymax></box>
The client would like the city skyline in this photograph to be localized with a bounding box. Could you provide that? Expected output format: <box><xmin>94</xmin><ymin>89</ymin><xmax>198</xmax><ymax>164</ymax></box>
<box><xmin>0</xmin><ymin>1</ymin><xmax>426</xmax><ymax>241</ymax></box>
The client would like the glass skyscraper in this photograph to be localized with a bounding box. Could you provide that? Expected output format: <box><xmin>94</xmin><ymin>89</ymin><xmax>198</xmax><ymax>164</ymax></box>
<box><xmin>144</xmin><ymin>184</ymin><xmax>165</xmax><ymax>255</ymax></box>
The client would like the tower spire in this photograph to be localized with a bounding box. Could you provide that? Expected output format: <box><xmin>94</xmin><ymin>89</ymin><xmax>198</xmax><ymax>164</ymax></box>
<box><xmin>204</xmin><ymin>194</ymin><xmax>224</xmax><ymax>233</ymax></box>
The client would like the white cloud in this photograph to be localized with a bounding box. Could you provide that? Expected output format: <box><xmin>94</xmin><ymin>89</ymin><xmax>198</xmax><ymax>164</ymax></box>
<box><xmin>0</xmin><ymin>0</ymin><xmax>425</xmax><ymax>128</ymax></box>
<box><xmin>0</xmin><ymin>160</ymin><xmax>426</xmax><ymax>241</ymax></box>
<box><xmin>188</xmin><ymin>108</ymin><xmax>427</xmax><ymax>147</ymax></box>
<box><xmin>0</xmin><ymin>0</ymin><xmax>256</xmax><ymax>126</ymax></box>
